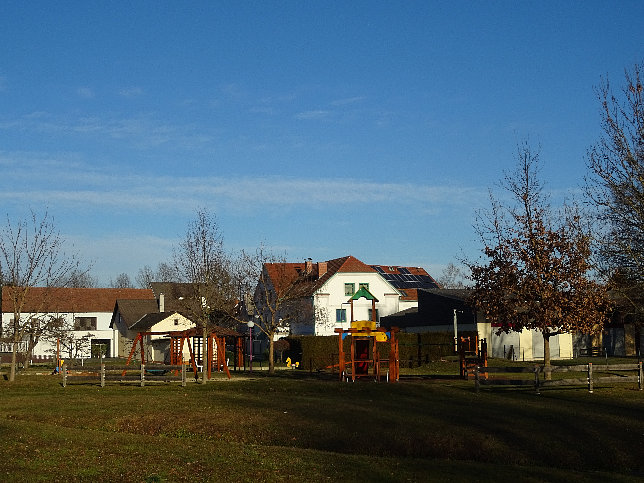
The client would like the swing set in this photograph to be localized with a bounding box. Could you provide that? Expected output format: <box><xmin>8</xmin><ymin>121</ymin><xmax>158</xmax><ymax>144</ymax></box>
<box><xmin>123</xmin><ymin>327</ymin><xmax>244</xmax><ymax>380</ymax></box>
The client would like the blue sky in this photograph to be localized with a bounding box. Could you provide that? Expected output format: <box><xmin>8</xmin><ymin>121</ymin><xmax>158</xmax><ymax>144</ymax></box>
<box><xmin>1</xmin><ymin>2</ymin><xmax>642</xmax><ymax>285</ymax></box>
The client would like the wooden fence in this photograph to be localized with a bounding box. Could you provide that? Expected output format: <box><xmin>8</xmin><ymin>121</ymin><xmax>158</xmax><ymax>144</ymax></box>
<box><xmin>472</xmin><ymin>362</ymin><xmax>643</xmax><ymax>394</ymax></box>
<box><xmin>62</xmin><ymin>362</ymin><xmax>189</xmax><ymax>387</ymax></box>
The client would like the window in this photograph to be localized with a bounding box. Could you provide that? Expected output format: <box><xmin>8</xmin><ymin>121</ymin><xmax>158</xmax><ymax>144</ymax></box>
<box><xmin>344</xmin><ymin>283</ymin><xmax>355</xmax><ymax>296</ymax></box>
<box><xmin>336</xmin><ymin>309</ymin><xmax>347</xmax><ymax>323</ymax></box>
<box><xmin>368</xmin><ymin>309</ymin><xmax>379</xmax><ymax>322</ymax></box>
<box><xmin>359</xmin><ymin>283</ymin><xmax>369</xmax><ymax>291</ymax></box>
<box><xmin>74</xmin><ymin>317</ymin><xmax>97</xmax><ymax>331</ymax></box>
<box><xmin>174</xmin><ymin>319</ymin><xmax>179</xmax><ymax>326</ymax></box>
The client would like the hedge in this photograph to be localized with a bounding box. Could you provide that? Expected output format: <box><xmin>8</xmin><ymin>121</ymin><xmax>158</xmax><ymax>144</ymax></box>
<box><xmin>284</xmin><ymin>330</ymin><xmax>477</xmax><ymax>371</ymax></box>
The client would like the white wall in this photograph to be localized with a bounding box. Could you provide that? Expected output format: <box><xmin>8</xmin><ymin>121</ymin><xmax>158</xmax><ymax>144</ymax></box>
<box><xmin>313</xmin><ymin>272</ymin><xmax>404</xmax><ymax>336</ymax></box>
<box><xmin>2</xmin><ymin>311</ymin><xmax>115</xmax><ymax>359</ymax></box>
<box><xmin>488</xmin><ymin>326</ymin><xmax>573</xmax><ymax>361</ymax></box>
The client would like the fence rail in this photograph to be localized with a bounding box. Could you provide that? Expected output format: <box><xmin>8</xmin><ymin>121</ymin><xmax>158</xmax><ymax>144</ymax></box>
<box><xmin>472</xmin><ymin>362</ymin><xmax>643</xmax><ymax>394</ymax></box>
<box><xmin>62</xmin><ymin>362</ymin><xmax>189</xmax><ymax>387</ymax></box>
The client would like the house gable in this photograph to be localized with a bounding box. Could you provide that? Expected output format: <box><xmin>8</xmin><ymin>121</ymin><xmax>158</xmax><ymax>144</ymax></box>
<box><xmin>130</xmin><ymin>311</ymin><xmax>194</xmax><ymax>333</ymax></box>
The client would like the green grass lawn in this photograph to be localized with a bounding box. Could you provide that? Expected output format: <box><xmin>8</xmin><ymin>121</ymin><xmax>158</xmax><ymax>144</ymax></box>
<box><xmin>1</xmin><ymin>361</ymin><xmax>643</xmax><ymax>482</ymax></box>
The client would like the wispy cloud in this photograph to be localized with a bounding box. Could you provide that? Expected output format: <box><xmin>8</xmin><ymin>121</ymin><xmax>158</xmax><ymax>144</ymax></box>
<box><xmin>77</xmin><ymin>87</ymin><xmax>95</xmax><ymax>99</ymax></box>
<box><xmin>119</xmin><ymin>87</ymin><xmax>144</xmax><ymax>97</ymax></box>
<box><xmin>331</xmin><ymin>96</ymin><xmax>366</xmax><ymax>106</ymax></box>
<box><xmin>0</xmin><ymin>151</ymin><xmax>486</xmax><ymax>215</ymax></box>
<box><xmin>0</xmin><ymin>112</ymin><xmax>215</xmax><ymax>150</ymax></box>
<box><xmin>295</xmin><ymin>110</ymin><xmax>331</xmax><ymax>120</ymax></box>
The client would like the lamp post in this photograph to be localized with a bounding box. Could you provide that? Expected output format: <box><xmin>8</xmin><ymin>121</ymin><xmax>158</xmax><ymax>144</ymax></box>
<box><xmin>247</xmin><ymin>320</ymin><xmax>254</xmax><ymax>373</ymax></box>
<box><xmin>453</xmin><ymin>309</ymin><xmax>462</xmax><ymax>353</ymax></box>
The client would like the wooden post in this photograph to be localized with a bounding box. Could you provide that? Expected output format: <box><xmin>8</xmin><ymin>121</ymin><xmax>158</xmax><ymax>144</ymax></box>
<box><xmin>139</xmin><ymin>335</ymin><xmax>145</xmax><ymax>366</ymax></box>
<box><xmin>214</xmin><ymin>336</ymin><xmax>231</xmax><ymax>379</ymax></box>
<box><xmin>389</xmin><ymin>328</ymin><xmax>399</xmax><ymax>383</ymax></box>
<box><xmin>350</xmin><ymin>337</ymin><xmax>356</xmax><ymax>382</ymax></box>
<box><xmin>100</xmin><ymin>362</ymin><xmax>105</xmax><ymax>387</ymax></box>
<box><xmin>335</xmin><ymin>328</ymin><xmax>345</xmax><ymax>381</ymax></box>
<box><xmin>534</xmin><ymin>366</ymin><xmax>540</xmax><ymax>395</ymax></box>
<box><xmin>475</xmin><ymin>365</ymin><xmax>480</xmax><ymax>393</ymax></box>
<box><xmin>140</xmin><ymin>363</ymin><xmax>145</xmax><ymax>387</ymax></box>
<box><xmin>588</xmin><ymin>363</ymin><xmax>593</xmax><ymax>394</ymax></box>
<box><xmin>62</xmin><ymin>362</ymin><xmax>67</xmax><ymax>387</ymax></box>
<box><xmin>181</xmin><ymin>361</ymin><xmax>186</xmax><ymax>387</ymax></box>
<box><xmin>638</xmin><ymin>361</ymin><xmax>642</xmax><ymax>391</ymax></box>
<box><xmin>207</xmin><ymin>334</ymin><xmax>214</xmax><ymax>380</ymax></box>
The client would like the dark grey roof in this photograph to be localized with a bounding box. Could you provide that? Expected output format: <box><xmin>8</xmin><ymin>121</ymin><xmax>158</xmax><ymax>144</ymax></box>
<box><xmin>380</xmin><ymin>307</ymin><xmax>422</xmax><ymax>328</ymax></box>
<box><xmin>129</xmin><ymin>311</ymin><xmax>183</xmax><ymax>331</ymax></box>
<box><xmin>111</xmin><ymin>298</ymin><xmax>159</xmax><ymax>329</ymax></box>
<box><xmin>150</xmin><ymin>282</ymin><xmax>196</xmax><ymax>311</ymax></box>
<box><xmin>422</xmin><ymin>288</ymin><xmax>474</xmax><ymax>301</ymax></box>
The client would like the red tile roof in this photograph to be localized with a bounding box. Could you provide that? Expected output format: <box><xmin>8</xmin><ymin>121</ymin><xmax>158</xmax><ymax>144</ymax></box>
<box><xmin>399</xmin><ymin>288</ymin><xmax>419</xmax><ymax>301</ymax></box>
<box><xmin>263</xmin><ymin>255</ymin><xmax>383</xmax><ymax>297</ymax></box>
<box><xmin>2</xmin><ymin>287</ymin><xmax>155</xmax><ymax>314</ymax></box>
<box><xmin>261</xmin><ymin>256</ymin><xmax>439</xmax><ymax>304</ymax></box>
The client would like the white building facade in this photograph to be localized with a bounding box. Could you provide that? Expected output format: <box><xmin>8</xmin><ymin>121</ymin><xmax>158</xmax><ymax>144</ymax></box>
<box><xmin>1</xmin><ymin>287</ymin><xmax>155</xmax><ymax>360</ymax></box>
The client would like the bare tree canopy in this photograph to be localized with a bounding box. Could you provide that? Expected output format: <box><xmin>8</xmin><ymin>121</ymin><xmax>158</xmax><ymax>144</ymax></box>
<box><xmin>586</xmin><ymin>62</ymin><xmax>644</xmax><ymax>320</ymax></box>
<box><xmin>438</xmin><ymin>262</ymin><xmax>470</xmax><ymax>289</ymax></box>
<box><xmin>0</xmin><ymin>210</ymin><xmax>81</xmax><ymax>381</ymax></box>
<box><xmin>136</xmin><ymin>262</ymin><xmax>176</xmax><ymax>288</ymax></box>
<box><xmin>66</xmin><ymin>269</ymin><xmax>97</xmax><ymax>288</ymax></box>
<box><xmin>468</xmin><ymin>144</ymin><xmax>610</xmax><ymax>377</ymax></box>
<box><xmin>172</xmin><ymin>209</ymin><xmax>244</xmax><ymax>381</ymax></box>
<box><xmin>110</xmin><ymin>272</ymin><xmax>133</xmax><ymax>289</ymax></box>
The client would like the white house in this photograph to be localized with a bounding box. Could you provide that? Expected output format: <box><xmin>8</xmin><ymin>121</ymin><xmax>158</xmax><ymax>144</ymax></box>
<box><xmin>1</xmin><ymin>286</ymin><xmax>155</xmax><ymax>360</ymax></box>
<box><xmin>260</xmin><ymin>255</ymin><xmax>439</xmax><ymax>337</ymax></box>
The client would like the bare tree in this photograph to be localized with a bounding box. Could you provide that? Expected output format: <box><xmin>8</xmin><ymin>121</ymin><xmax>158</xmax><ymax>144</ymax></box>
<box><xmin>173</xmin><ymin>209</ymin><xmax>241</xmax><ymax>382</ymax></box>
<box><xmin>136</xmin><ymin>262</ymin><xmax>176</xmax><ymax>288</ymax></box>
<box><xmin>468</xmin><ymin>144</ymin><xmax>610</xmax><ymax>378</ymax></box>
<box><xmin>586</xmin><ymin>62</ymin><xmax>644</xmax><ymax>323</ymax></box>
<box><xmin>66</xmin><ymin>269</ymin><xmax>98</xmax><ymax>288</ymax></box>
<box><xmin>110</xmin><ymin>272</ymin><xmax>133</xmax><ymax>288</ymax></box>
<box><xmin>0</xmin><ymin>210</ymin><xmax>81</xmax><ymax>381</ymax></box>
<box><xmin>242</xmin><ymin>246</ymin><xmax>316</xmax><ymax>374</ymax></box>
<box><xmin>438</xmin><ymin>262</ymin><xmax>469</xmax><ymax>289</ymax></box>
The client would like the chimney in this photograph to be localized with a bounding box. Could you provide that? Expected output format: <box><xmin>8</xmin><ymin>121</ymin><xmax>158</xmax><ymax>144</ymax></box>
<box><xmin>305</xmin><ymin>258</ymin><xmax>313</xmax><ymax>274</ymax></box>
<box><xmin>318</xmin><ymin>262</ymin><xmax>327</xmax><ymax>277</ymax></box>
<box><xmin>159</xmin><ymin>293</ymin><xmax>165</xmax><ymax>312</ymax></box>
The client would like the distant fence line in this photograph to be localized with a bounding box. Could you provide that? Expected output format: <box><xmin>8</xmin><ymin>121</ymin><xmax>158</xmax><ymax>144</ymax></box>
<box><xmin>62</xmin><ymin>362</ymin><xmax>190</xmax><ymax>387</ymax></box>
<box><xmin>471</xmin><ymin>362</ymin><xmax>643</xmax><ymax>394</ymax></box>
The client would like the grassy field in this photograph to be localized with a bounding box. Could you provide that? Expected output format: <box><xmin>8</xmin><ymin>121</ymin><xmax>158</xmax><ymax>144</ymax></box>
<box><xmin>1</xmin><ymin>360</ymin><xmax>643</xmax><ymax>482</ymax></box>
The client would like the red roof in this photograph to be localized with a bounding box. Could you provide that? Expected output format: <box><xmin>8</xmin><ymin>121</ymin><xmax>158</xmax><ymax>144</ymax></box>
<box><xmin>2</xmin><ymin>287</ymin><xmax>155</xmax><ymax>313</ymax></box>
<box><xmin>263</xmin><ymin>255</ymin><xmax>383</xmax><ymax>297</ymax></box>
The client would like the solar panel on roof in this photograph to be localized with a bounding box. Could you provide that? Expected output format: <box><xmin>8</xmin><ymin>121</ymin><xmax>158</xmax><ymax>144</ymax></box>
<box><xmin>375</xmin><ymin>266</ymin><xmax>438</xmax><ymax>290</ymax></box>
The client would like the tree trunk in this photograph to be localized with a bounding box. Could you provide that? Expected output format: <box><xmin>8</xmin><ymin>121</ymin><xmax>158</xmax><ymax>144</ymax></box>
<box><xmin>543</xmin><ymin>332</ymin><xmax>552</xmax><ymax>381</ymax></box>
<box><xmin>268</xmin><ymin>335</ymin><xmax>275</xmax><ymax>374</ymax></box>
<box><xmin>201</xmin><ymin>326</ymin><xmax>208</xmax><ymax>384</ymax></box>
<box><xmin>9</xmin><ymin>339</ymin><xmax>17</xmax><ymax>382</ymax></box>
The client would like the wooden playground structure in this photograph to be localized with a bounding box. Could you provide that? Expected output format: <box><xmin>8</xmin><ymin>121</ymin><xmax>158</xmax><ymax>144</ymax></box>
<box><xmin>333</xmin><ymin>287</ymin><xmax>400</xmax><ymax>382</ymax></box>
<box><xmin>459</xmin><ymin>335</ymin><xmax>488</xmax><ymax>379</ymax></box>
<box><xmin>124</xmin><ymin>326</ymin><xmax>244</xmax><ymax>380</ymax></box>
